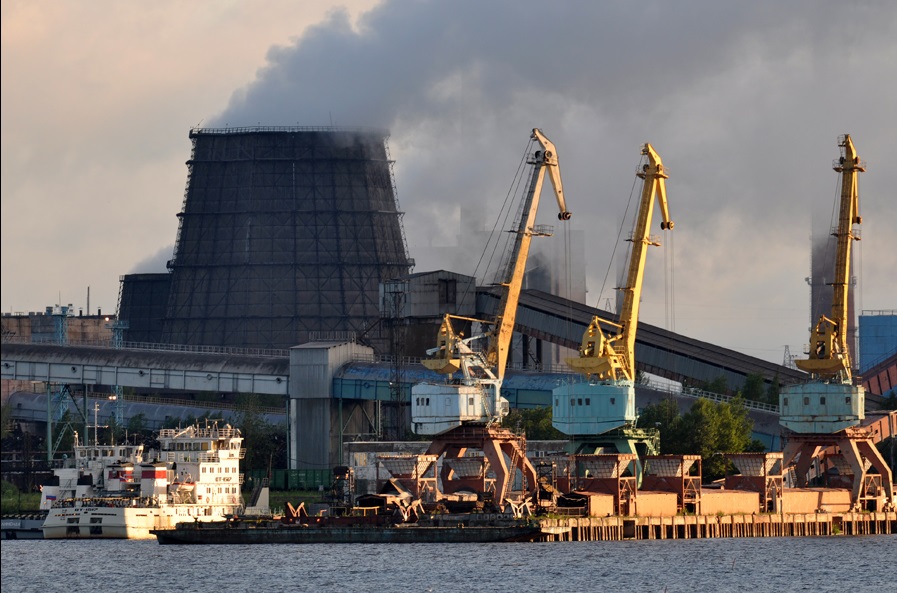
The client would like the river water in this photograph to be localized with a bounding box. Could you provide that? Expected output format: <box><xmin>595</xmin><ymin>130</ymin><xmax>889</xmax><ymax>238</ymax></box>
<box><xmin>2</xmin><ymin>535</ymin><xmax>894</xmax><ymax>593</ymax></box>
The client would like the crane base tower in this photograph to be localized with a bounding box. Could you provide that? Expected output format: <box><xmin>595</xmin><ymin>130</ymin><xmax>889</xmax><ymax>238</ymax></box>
<box><xmin>423</xmin><ymin>424</ymin><xmax>538</xmax><ymax>510</ymax></box>
<box><xmin>781</xmin><ymin>426</ymin><xmax>894</xmax><ymax>512</ymax></box>
<box><xmin>565</xmin><ymin>426</ymin><xmax>660</xmax><ymax>487</ymax></box>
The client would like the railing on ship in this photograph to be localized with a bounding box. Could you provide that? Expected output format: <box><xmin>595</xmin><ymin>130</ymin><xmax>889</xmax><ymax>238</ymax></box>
<box><xmin>158</xmin><ymin>424</ymin><xmax>242</xmax><ymax>440</ymax></box>
<box><xmin>160</xmin><ymin>449</ymin><xmax>246</xmax><ymax>464</ymax></box>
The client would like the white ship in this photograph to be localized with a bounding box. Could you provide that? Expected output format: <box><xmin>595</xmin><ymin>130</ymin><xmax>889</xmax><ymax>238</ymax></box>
<box><xmin>41</xmin><ymin>421</ymin><xmax>262</xmax><ymax>539</ymax></box>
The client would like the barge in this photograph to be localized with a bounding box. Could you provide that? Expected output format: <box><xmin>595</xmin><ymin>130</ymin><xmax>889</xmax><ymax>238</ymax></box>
<box><xmin>1</xmin><ymin>513</ymin><xmax>47</xmax><ymax>540</ymax></box>
<box><xmin>151</xmin><ymin>514</ymin><xmax>550</xmax><ymax>544</ymax></box>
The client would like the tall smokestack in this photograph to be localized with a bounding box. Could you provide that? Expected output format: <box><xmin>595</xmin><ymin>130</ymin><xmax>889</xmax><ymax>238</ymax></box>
<box><xmin>810</xmin><ymin>206</ymin><xmax>856</xmax><ymax>367</ymax></box>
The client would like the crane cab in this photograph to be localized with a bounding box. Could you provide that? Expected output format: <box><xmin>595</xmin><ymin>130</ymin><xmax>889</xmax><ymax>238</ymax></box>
<box><xmin>779</xmin><ymin>382</ymin><xmax>864</xmax><ymax>433</ymax></box>
<box><xmin>411</xmin><ymin>381</ymin><xmax>508</xmax><ymax>435</ymax></box>
<box><xmin>552</xmin><ymin>380</ymin><xmax>637</xmax><ymax>436</ymax></box>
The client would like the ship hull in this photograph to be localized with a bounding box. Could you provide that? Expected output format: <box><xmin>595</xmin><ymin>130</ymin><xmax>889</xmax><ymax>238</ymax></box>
<box><xmin>1</xmin><ymin>514</ymin><xmax>47</xmax><ymax>540</ymax></box>
<box><xmin>42</xmin><ymin>504</ymin><xmax>238</xmax><ymax>540</ymax></box>
<box><xmin>152</xmin><ymin>522</ymin><xmax>543</xmax><ymax>544</ymax></box>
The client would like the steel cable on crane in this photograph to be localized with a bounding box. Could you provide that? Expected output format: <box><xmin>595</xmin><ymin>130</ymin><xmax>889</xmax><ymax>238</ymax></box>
<box><xmin>821</xmin><ymin>172</ymin><xmax>841</xmax><ymax>290</ymax></box>
<box><xmin>665</xmin><ymin>226</ymin><xmax>675</xmax><ymax>332</ymax></box>
<box><xmin>562</xmin><ymin>213</ymin><xmax>574</xmax><ymax>371</ymax></box>
<box><xmin>467</xmin><ymin>136</ymin><xmax>535</xmax><ymax>303</ymax></box>
<box><xmin>854</xmin><ymin>173</ymin><xmax>862</xmax><ymax>318</ymax></box>
<box><xmin>595</xmin><ymin>156</ymin><xmax>642</xmax><ymax>313</ymax></box>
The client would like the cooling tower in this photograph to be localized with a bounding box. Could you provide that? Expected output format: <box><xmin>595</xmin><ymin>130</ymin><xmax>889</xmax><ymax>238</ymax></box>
<box><xmin>117</xmin><ymin>273</ymin><xmax>171</xmax><ymax>343</ymax></box>
<box><xmin>159</xmin><ymin>126</ymin><xmax>413</xmax><ymax>350</ymax></box>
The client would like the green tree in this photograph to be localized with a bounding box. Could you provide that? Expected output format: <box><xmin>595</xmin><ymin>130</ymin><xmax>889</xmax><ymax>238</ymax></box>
<box><xmin>236</xmin><ymin>394</ymin><xmax>288</xmax><ymax>473</ymax></box>
<box><xmin>636</xmin><ymin>398</ymin><xmax>683</xmax><ymax>453</ymax></box>
<box><xmin>636</xmin><ymin>396</ymin><xmax>757</xmax><ymax>481</ymax></box>
<box><xmin>713</xmin><ymin>396</ymin><xmax>755</xmax><ymax>465</ymax></box>
<box><xmin>504</xmin><ymin>407</ymin><xmax>564</xmax><ymax>440</ymax></box>
<box><xmin>739</xmin><ymin>373</ymin><xmax>766</xmax><ymax>404</ymax></box>
<box><xmin>701</xmin><ymin>376</ymin><xmax>729</xmax><ymax>395</ymax></box>
<box><xmin>765</xmin><ymin>374</ymin><xmax>782</xmax><ymax>406</ymax></box>
<box><xmin>1</xmin><ymin>401</ymin><xmax>12</xmax><ymax>441</ymax></box>
<box><xmin>127</xmin><ymin>413</ymin><xmax>148</xmax><ymax>435</ymax></box>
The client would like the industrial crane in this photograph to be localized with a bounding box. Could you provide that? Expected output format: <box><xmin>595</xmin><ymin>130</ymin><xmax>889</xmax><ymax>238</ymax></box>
<box><xmin>553</xmin><ymin>143</ymin><xmax>672</xmax><ymax>438</ymax></box>
<box><xmin>411</xmin><ymin>128</ymin><xmax>571</xmax><ymax>436</ymax></box>
<box><xmin>409</xmin><ymin>129</ymin><xmax>570</xmax><ymax>509</ymax></box>
<box><xmin>795</xmin><ymin>135</ymin><xmax>863</xmax><ymax>381</ymax></box>
<box><xmin>780</xmin><ymin>134</ymin><xmax>865</xmax><ymax>434</ymax></box>
<box><xmin>779</xmin><ymin>134</ymin><xmax>893</xmax><ymax>511</ymax></box>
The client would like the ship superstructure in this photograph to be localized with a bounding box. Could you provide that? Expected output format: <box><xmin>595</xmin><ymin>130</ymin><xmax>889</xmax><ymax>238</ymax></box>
<box><xmin>41</xmin><ymin>421</ymin><xmax>254</xmax><ymax>539</ymax></box>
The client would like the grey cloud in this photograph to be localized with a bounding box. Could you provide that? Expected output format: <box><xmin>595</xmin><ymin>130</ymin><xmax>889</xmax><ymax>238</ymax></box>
<box><xmin>129</xmin><ymin>245</ymin><xmax>175</xmax><ymax>274</ymax></box>
<box><xmin>203</xmin><ymin>0</ymin><xmax>897</xmax><ymax>360</ymax></box>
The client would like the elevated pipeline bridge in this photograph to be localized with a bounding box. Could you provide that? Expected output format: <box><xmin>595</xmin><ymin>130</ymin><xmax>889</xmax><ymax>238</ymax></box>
<box><xmin>1</xmin><ymin>334</ymin><xmax>888</xmax><ymax>469</ymax></box>
<box><xmin>479</xmin><ymin>288</ymin><xmax>807</xmax><ymax>390</ymax></box>
<box><xmin>2</xmin><ymin>287</ymin><xmax>806</xmax><ymax>399</ymax></box>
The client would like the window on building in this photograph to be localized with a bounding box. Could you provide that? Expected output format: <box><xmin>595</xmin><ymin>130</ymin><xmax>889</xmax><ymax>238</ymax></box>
<box><xmin>438</xmin><ymin>279</ymin><xmax>457</xmax><ymax>305</ymax></box>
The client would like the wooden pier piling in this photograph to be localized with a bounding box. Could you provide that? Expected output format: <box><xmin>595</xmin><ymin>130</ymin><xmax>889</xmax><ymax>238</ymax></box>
<box><xmin>536</xmin><ymin>511</ymin><xmax>896</xmax><ymax>541</ymax></box>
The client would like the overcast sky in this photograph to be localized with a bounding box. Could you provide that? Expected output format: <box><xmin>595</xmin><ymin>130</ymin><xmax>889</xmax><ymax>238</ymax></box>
<box><xmin>3</xmin><ymin>0</ymin><xmax>895</xmax><ymax>364</ymax></box>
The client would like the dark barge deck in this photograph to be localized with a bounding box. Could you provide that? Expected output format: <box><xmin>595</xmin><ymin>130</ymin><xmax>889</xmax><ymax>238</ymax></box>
<box><xmin>151</xmin><ymin>517</ymin><xmax>547</xmax><ymax>544</ymax></box>
<box><xmin>150</xmin><ymin>511</ymin><xmax>895</xmax><ymax>544</ymax></box>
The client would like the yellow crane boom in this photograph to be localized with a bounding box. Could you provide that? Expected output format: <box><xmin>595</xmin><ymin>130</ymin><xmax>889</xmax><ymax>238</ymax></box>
<box><xmin>489</xmin><ymin>128</ymin><xmax>571</xmax><ymax>381</ymax></box>
<box><xmin>566</xmin><ymin>143</ymin><xmax>672</xmax><ymax>381</ymax></box>
<box><xmin>421</xmin><ymin>129</ymin><xmax>571</xmax><ymax>383</ymax></box>
<box><xmin>795</xmin><ymin>134</ymin><xmax>863</xmax><ymax>380</ymax></box>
